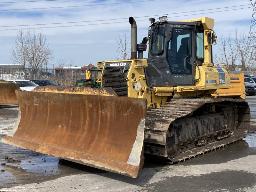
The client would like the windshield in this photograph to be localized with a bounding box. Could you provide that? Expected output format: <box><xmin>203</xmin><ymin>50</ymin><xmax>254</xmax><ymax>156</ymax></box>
<box><xmin>32</xmin><ymin>80</ymin><xmax>56</xmax><ymax>86</ymax></box>
<box><xmin>150</xmin><ymin>26</ymin><xmax>165</xmax><ymax>56</ymax></box>
<box><xmin>15</xmin><ymin>81</ymin><xmax>37</xmax><ymax>87</ymax></box>
<box><xmin>167</xmin><ymin>28</ymin><xmax>192</xmax><ymax>74</ymax></box>
<box><xmin>244</xmin><ymin>77</ymin><xmax>255</xmax><ymax>83</ymax></box>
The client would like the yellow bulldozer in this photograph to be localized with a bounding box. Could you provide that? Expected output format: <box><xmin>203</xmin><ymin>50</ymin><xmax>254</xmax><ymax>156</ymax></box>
<box><xmin>3</xmin><ymin>16</ymin><xmax>250</xmax><ymax>178</ymax></box>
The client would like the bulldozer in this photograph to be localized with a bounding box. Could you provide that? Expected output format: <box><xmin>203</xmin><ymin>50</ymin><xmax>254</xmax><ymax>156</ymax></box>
<box><xmin>76</xmin><ymin>66</ymin><xmax>102</xmax><ymax>88</ymax></box>
<box><xmin>3</xmin><ymin>16</ymin><xmax>250</xmax><ymax>178</ymax></box>
<box><xmin>0</xmin><ymin>80</ymin><xmax>18</xmax><ymax>105</ymax></box>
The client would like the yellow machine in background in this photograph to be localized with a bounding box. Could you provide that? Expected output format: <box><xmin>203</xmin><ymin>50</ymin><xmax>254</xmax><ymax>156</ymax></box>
<box><xmin>85</xmin><ymin>70</ymin><xmax>92</xmax><ymax>81</ymax></box>
<box><xmin>79</xmin><ymin>67</ymin><xmax>102</xmax><ymax>88</ymax></box>
<box><xmin>4</xmin><ymin>16</ymin><xmax>250</xmax><ymax>178</ymax></box>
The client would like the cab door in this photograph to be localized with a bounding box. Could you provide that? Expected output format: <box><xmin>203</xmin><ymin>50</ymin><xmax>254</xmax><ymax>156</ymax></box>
<box><xmin>166</xmin><ymin>27</ymin><xmax>196</xmax><ymax>86</ymax></box>
<box><xmin>146</xmin><ymin>24</ymin><xmax>197</xmax><ymax>87</ymax></box>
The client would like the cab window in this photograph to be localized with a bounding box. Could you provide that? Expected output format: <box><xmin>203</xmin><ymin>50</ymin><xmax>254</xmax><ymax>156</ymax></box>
<box><xmin>150</xmin><ymin>27</ymin><xmax>165</xmax><ymax>56</ymax></box>
<box><xmin>167</xmin><ymin>28</ymin><xmax>192</xmax><ymax>75</ymax></box>
<box><xmin>196</xmin><ymin>32</ymin><xmax>204</xmax><ymax>60</ymax></box>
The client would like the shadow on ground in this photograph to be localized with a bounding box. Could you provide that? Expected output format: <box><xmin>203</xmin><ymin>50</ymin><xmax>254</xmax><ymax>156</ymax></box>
<box><xmin>148</xmin><ymin>170</ymin><xmax>256</xmax><ymax>192</ymax></box>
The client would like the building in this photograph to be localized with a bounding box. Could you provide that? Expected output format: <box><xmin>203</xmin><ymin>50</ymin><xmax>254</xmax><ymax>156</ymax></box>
<box><xmin>55</xmin><ymin>66</ymin><xmax>86</xmax><ymax>82</ymax></box>
<box><xmin>0</xmin><ymin>64</ymin><xmax>25</xmax><ymax>80</ymax></box>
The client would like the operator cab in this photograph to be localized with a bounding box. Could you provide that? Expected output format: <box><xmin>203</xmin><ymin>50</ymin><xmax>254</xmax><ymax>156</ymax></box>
<box><xmin>146</xmin><ymin>17</ymin><xmax>205</xmax><ymax>87</ymax></box>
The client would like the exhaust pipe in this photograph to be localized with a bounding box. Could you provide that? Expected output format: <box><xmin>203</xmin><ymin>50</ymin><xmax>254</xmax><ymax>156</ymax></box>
<box><xmin>129</xmin><ymin>17</ymin><xmax>137</xmax><ymax>59</ymax></box>
<box><xmin>137</xmin><ymin>37</ymin><xmax>148</xmax><ymax>59</ymax></box>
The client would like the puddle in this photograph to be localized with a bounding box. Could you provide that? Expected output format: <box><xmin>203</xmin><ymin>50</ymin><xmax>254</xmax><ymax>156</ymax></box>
<box><xmin>245</xmin><ymin>134</ymin><xmax>256</xmax><ymax>148</ymax></box>
<box><xmin>20</xmin><ymin>156</ymin><xmax>60</xmax><ymax>175</ymax></box>
<box><xmin>0</xmin><ymin>141</ymin><xmax>87</xmax><ymax>188</ymax></box>
<box><xmin>0</xmin><ymin>107</ymin><xmax>85</xmax><ymax>188</ymax></box>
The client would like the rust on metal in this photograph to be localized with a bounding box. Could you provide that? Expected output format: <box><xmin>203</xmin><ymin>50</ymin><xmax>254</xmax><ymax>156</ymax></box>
<box><xmin>3</xmin><ymin>90</ymin><xmax>146</xmax><ymax>178</ymax></box>
<box><xmin>0</xmin><ymin>81</ymin><xmax>18</xmax><ymax>105</ymax></box>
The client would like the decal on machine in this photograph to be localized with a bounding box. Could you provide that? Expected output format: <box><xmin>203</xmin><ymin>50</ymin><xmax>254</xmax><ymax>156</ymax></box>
<box><xmin>108</xmin><ymin>62</ymin><xmax>128</xmax><ymax>67</ymax></box>
<box><xmin>206</xmin><ymin>80</ymin><xmax>217</xmax><ymax>84</ymax></box>
<box><xmin>217</xmin><ymin>67</ymin><xmax>226</xmax><ymax>84</ymax></box>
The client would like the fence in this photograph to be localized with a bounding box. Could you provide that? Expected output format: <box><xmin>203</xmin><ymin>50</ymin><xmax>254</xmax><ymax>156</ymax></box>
<box><xmin>0</xmin><ymin>67</ymin><xmax>85</xmax><ymax>86</ymax></box>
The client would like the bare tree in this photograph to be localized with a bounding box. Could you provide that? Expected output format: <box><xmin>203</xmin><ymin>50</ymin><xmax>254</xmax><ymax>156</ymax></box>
<box><xmin>235</xmin><ymin>32</ymin><xmax>256</xmax><ymax>70</ymax></box>
<box><xmin>12</xmin><ymin>31</ymin><xmax>26</xmax><ymax>67</ymax></box>
<box><xmin>216</xmin><ymin>31</ymin><xmax>256</xmax><ymax>71</ymax></box>
<box><xmin>12</xmin><ymin>30</ymin><xmax>51</xmax><ymax>79</ymax></box>
<box><xmin>249</xmin><ymin>0</ymin><xmax>256</xmax><ymax>50</ymax></box>
<box><xmin>116</xmin><ymin>34</ymin><xmax>128</xmax><ymax>60</ymax></box>
<box><xmin>216</xmin><ymin>1</ymin><xmax>256</xmax><ymax>71</ymax></box>
<box><xmin>216</xmin><ymin>37</ymin><xmax>237</xmax><ymax>70</ymax></box>
<box><xmin>250</xmin><ymin>0</ymin><xmax>256</xmax><ymax>22</ymax></box>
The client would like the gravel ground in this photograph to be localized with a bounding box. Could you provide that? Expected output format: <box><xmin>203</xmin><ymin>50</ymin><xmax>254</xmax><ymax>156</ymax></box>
<box><xmin>0</xmin><ymin>97</ymin><xmax>256</xmax><ymax>192</ymax></box>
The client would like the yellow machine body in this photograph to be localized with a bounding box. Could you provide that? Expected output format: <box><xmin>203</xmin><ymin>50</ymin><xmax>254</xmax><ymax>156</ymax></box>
<box><xmin>99</xmin><ymin>59</ymin><xmax>245</xmax><ymax>108</ymax></box>
<box><xmin>101</xmin><ymin>59</ymin><xmax>245</xmax><ymax>107</ymax></box>
<box><xmin>98</xmin><ymin>17</ymin><xmax>245</xmax><ymax>107</ymax></box>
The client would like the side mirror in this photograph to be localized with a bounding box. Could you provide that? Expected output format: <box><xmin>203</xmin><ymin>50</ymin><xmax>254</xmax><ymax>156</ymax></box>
<box><xmin>207</xmin><ymin>31</ymin><xmax>217</xmax><ymax>45</ymax></box>
<box><xmin>142</xmin><ymin>37</ymin><xmax>148</xmax><ymax>45</ymax></box>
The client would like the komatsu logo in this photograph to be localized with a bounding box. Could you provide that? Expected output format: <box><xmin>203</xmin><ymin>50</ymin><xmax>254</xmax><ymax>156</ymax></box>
<box><xmin>109</xmin><ymin>62</ymin><xmax>127</xmax><ymax>67</ymax></box>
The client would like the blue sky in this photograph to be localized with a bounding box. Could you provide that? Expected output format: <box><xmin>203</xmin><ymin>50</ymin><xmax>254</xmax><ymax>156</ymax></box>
<box><xmin>0</xmin><ymin>0</ymin><xmax>253</xmax><ymax>67</ymax></box>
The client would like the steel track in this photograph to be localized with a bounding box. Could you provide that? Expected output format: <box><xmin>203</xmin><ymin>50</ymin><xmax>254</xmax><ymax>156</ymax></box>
<box><xmin>144</xmin><ymin>98</ymin><xmax>250</xmax><ymax>163</ymax></box>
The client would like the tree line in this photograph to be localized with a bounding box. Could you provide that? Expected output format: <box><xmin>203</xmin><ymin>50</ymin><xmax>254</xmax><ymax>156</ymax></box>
<box><xmin>216</xmin><ymin>0</ymin><xmax>256</xmax><ymax>71</ymax></box>
<box><xmin>216</xmin><ymin>32</ymin><xmax>255</xmax><ymax>71</ymax></box>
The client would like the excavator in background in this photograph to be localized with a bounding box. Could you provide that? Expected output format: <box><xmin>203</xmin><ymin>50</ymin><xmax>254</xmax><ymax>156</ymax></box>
<box><xmin>3</xmin><ymin>16</ymin><xmax>250</xmax><ymax>178</ymax></box>
<box><xmin>0</xmin><ymin>80</ymin><xmax>18</xmax><ymax>105</ymax></box>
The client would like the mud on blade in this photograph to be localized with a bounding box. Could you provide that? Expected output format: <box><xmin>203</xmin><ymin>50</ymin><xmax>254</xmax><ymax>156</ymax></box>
<box><xmin>3</xmin><ymin>90</ymin><xmax>146</xmax><ymax>178</ymax></box>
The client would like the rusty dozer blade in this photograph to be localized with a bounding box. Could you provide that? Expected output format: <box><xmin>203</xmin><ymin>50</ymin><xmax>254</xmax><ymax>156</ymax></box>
<box><xmin>0</xmin><ymin>81</ymin><xmax>18</xmax><ymax>105</ymax></box>
<box><xmin>3</xmin><ymin>88</ymin><xmax>146</xmax><ymax>178</ymax></box>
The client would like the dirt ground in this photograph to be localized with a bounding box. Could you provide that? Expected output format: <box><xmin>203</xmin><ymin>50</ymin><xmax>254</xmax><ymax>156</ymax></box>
<box><xmin>0</xmin><ymin>97</ymin><xmax>256</xmax><ymax>192</ymax></box>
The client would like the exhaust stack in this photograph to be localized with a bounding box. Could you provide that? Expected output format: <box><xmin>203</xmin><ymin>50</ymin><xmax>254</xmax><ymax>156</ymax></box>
<box><xmin>129</xmin><ymin>17</ymin><xmax>137</xmax><ymax>59</ymax></box>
